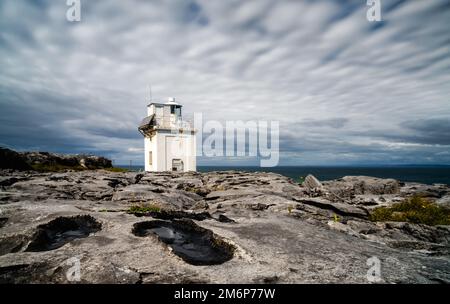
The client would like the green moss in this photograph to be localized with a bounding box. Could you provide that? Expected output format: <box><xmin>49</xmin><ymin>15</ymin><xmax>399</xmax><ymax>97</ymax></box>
<box><xmin>212</xmin><ymin>185</ymin><xmax>226</xmax><ymax>191</ymax></box>
<box><xmin>333</xmin><ymin>214</ymin><xmax>340</xmax><ymax>223</ymax></box>
<box><xmin>104</xmin><ymin>167</ymin><xmax>129</xmax><ymax>173</ymax></box>
<box><xmin>31</xmin><ymin>163</ymin><xmax>119</xmax><ymax>172</ymax></box>
<box><xmin>127</xmin><ymin>204</ymin><xmax>161</xmax><ymax>215</ymax></box>
<box><xmin>184</xmin><ymin>187</ymin><xmax>207</xmax><ymax>196</ymax></box>
<box><xmin>184</xmin><ymin>186</ymin><xmax>199</xmax><ymax>193</ymax></box>
<box><xmin>30</xmin><ymin>163</ymin><xmax>86</xmax><ymax>172</ymax></box>
<box><xmin>369</xmin><ymin>195</ymin><xmax>450</xmax><ymax>226</ymax></box>
<box><xmin>98</xmin><ymin>209</ymin><xmax>124</xmax><ymax>213</ymax></box>
<box><xmin>287</xmin><ymin>205</ymin><xmax>294</xmax><ymax>214</ymax></box>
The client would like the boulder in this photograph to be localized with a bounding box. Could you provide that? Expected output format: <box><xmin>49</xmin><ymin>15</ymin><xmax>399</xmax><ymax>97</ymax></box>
<box><xmin>324</xmin><ymin>176</ymin><xmax>400</xmax><ymax>195</ymax></box>
<box><xmin>78</xmin><ymin>155</ymin><xmax>112</xmax><ymax>169</ymax></box>
<box><xmin>302</xmin><ymin>174</ymin><xmax>323</xmax><ymax>190</ymax></box>
<box><xmin>343</xmin><ymin>176</ymin><xmax>400</xmax><ymax>194</ymax></box>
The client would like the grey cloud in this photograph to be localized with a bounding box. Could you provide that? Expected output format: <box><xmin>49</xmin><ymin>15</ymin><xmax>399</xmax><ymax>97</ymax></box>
<box><xmin>0</xmin><ymin>0</ymin><xmax>449</xmax><ymax>165</ymax></box>
<box><xmin>342</xmin><ymin>118</ymin><xmax>450</xmax><ymax>146</ymax></box>
<box><xmin>398</xmin><ymin>118</ymin><xmax>450</xmax><ymax>145</ymax></box>
<box><xmin>402</xmin><ymin>118</ymin><xmax>450</xmax><ymax>134</ymax></box>
<box><xmin>297</xmin><ymin>118</ymin><xmax>349</xmax><ymax>129</ymax></box>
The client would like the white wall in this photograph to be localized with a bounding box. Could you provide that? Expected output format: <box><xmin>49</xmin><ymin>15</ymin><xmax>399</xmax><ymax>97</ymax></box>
<box><xmin>144</xmin><ymin>136</ymin><xmax>154</xmax><ymax>171</ymax></box>
<box><xmin>144</xmin><ymin>130</ymin><xmax>196</xmax><ymax>172</ymax></box>
<box><xmin>147</xmin><ymin>104</ymin><xmax>154</xmax><ymax>116</ymax></box>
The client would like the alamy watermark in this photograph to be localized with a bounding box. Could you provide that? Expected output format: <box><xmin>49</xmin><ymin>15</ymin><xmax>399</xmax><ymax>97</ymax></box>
<box><xmin>66</xmin><ymin>1</ymin><xmax>381</xmax><ymax>23</ymax></box>
<box><xmin>366</xmin><ymin>256</ymin><xmax>382</xmax><ymax>282</ymax></box>
<box><xmin>65</xmin><ymin>257</ymin><xmax>81</xmax><ymax>282</ymax></box>
<box><xmin>168</xmin><ymin>113</ymin><xmax>280</xmax><ymax>167</ymax></box>
<box><xmin>367</xmin><ymin>0</ymin><xmax>382</xmax><ymax>22</ymax></box>
<box><xmin>66</xmin><ymin>0</ymin><xmax>81</xmax><ymax>22</ymax></box>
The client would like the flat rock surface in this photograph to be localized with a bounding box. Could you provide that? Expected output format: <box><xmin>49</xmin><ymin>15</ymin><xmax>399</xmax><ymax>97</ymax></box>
<box><xmin>0</xmin><ymin>170</ymin><xmax>449</xmax><ymax>283</ymax></box>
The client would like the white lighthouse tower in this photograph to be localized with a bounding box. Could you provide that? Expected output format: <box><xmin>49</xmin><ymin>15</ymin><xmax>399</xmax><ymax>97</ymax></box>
<box><xmin>138</xmin><ymin>97</ymin><xmax>196</xmax><ymax>172</ymax></box>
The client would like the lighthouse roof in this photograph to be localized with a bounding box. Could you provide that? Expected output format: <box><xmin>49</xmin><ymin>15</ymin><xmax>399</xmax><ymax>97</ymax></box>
<box><xmin>166</xmin><ymin>97</ymin><xmax>179</xmax><ymax>105</ymax></box>
<box><xmin>147</xmin><ymin>101</ymin><xmax>182</xmax><ymax>107</ymax></box>
<box><xmin>147</xmin><ymin>97</ymin><xmax>181</xmax><ymax>107</ymax></box>
<box><xmin>138</xmin><ymin>114</ymin><xmax>156</xmax><ymax>136</ymax></box>
<box><xmin>165</xmin><ymin>100</ymin><xmax>180</xmax><ymax>105</ymax></box>
<box><xmin>139</xmin><ymin>114</ymin><xmax>155</xmax><ymax>129</ymax></box>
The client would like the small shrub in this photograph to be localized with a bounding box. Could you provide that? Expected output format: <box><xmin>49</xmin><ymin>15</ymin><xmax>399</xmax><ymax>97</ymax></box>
<box><xmin>104</xmin><ymin>167</ymin><xmax>129</xmax><ymax>173</ymax></box>
<box><xmin>185</xmin><ymin>187</ymin><xmax>200</xmax><ymax>193</ymax></box>
<box><xmin>31</xmin><ymin>163</ymin><xmax>86</xmax><ymax>172</ymax></box>
<box><xmin>333</xmin><ymin>214</ymin><xmax>340</xmax><ymax>223</ymax></box>
<box><xmin>287</xmin><ymin>205</ymin><xmax>294</xmax><ymax>214</ymax></box>
<box><xmin>369</xmin><ymin>195</ymin><xmax>450</xmax><ymax>226</ymax></box>
<box><xmin>212</xmin><ymin>185</ymin><xmax>226</xmax><ymax>191</ymax></box>
<box><xmin>127</xmin><ymin>204</ymin><xmax>161</xmax><ymax>215</ymax></box>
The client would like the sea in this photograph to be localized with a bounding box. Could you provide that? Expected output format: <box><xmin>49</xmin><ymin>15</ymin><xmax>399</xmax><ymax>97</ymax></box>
<box><xmin>117</xmin><ymin>165</ymin><xmax>450</xmax><ymax>185</ymax></box>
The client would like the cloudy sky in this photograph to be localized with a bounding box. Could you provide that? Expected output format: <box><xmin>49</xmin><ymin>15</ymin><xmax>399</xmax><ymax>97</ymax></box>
<box><xmin>1</xmin><ymin>0</ymin><xmax>449</xmax><ymax>166</ymax></box>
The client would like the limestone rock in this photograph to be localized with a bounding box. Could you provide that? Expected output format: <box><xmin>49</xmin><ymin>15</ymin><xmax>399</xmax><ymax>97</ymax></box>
<box><xmin>327</xmin><ymin>221</ymin><xmax>359</xmax><ymax>237</ymax></box>
<box><xmin>302</xmin><ymin>174</ymin><xmax>323</xmax><ymax>190</ymax></box>
<box><xmin>0</xmin><ymin>168</ymin><xmax>449</xmax><ymax>283</ymax></box>
<box><xmin>296</xmin><ymin>197</ymin><xmax>368</xmax><ymax>218</ymax></box>
<box><xmin>324</xmin><ymin>176</ymin><xmax>400</xmax><ymax>196</ymax></box>
<box><xmin>436</xmin><ymin>195</ymin><xmax>450</xmax><ymax>208</ymax></box>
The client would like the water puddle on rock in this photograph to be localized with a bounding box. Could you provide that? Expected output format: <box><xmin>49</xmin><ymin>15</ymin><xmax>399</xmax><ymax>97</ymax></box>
<box><xmin>132</xmin><ymin>219</ymin><xmax>234</xmax><ymax>265</ymax></box>
<box><xmin>25</xmin><ymin>215</ymin><xmax>102</xmax><ymax>252</ymax></box>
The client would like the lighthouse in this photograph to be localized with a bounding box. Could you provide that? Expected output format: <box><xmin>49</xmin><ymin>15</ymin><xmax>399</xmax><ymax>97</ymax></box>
<box><xmin>138</xmin><ymin>97</ymin><xmax>197</xmax><ymax>172</ymax></box>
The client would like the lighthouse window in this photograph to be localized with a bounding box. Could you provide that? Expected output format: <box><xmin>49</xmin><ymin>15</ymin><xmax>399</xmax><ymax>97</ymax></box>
<box><xmin>148</xmin><ymin>151</ymin><xmax>152</xmax><ymax>165</ymax></box>
<box><xmin>170</xmin><ymin>105</ymin><xmax>175</xmax><ymax>114</ymax></box>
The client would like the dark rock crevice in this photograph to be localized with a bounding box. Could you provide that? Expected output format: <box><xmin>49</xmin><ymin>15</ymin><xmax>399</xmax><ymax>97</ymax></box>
<box><xmin>131</xmin><ymin>209</ymin><xmax>212</xmax><ymax>221</ymax></box>
<box><xmin>294</xmin><ymin>198</ymin><xmax>368</xmax><ymax>219</ymax></box>
<box><xmin>0</xmin><ymin>217</ymin><xmax>7</xmax><ymax>228</ymax></box>
<box><xmin>0</xmin><ymin>234</ymin><xmax>29</xmax><ymax>256</ymax></box>
<box><xmin>25</xmin><ymin>215</ymin><xmax>102</xmax><ymax>252</ymax></box>
<box><xmin>132</xmin><ymin>219</ymin><xmax>235</xmax><ymax>265</ymax></box>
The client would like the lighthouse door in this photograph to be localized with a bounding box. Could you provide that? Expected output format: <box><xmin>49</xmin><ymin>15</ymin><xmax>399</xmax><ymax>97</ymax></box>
<box><xmin>172</xmin><ymin>159</ymin><xmax>184</xmax><ymax>172</ymax></box>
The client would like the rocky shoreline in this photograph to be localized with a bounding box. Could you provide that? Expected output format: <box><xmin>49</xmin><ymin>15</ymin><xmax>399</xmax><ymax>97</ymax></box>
<box><xmin>0</xmin><ymin>147</ymin><xmax>112</xmax><ymax>171</ymax></box>
<box><xmin>0</xmin><ymin>167</ymin><xmax>449</xmax><ymax>283</ymax></box>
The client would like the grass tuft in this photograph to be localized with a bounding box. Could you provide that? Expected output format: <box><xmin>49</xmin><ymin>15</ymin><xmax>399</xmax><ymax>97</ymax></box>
<box><xmin>369</xmin><ymin>195</ymin><xmax>450</xmax><ymax>226</ymax></box>
<box><xmin>31</xmin><ymin>164</ymin><xmax>120</xmax><ymax>172</ymax></box>
<box><xmin>30</xmin><ymin>163</ymin><xmax>86</xmax><ymax>172</ymax></box>
<box><xmin>127</xmin><ymin>204</ymin><xmax>161</xmax><ymax>215</ymax></box>
<box><xmin>104</xmin><ymin>167</ymin><xmax>129</xmax><ymax>173</ymax></box>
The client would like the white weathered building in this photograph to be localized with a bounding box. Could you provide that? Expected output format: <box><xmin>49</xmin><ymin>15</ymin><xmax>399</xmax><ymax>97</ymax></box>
<box><xmin>138</xmin><ymin>98</ymin><xmax>196</xmax><ymax>172</ymax></box>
